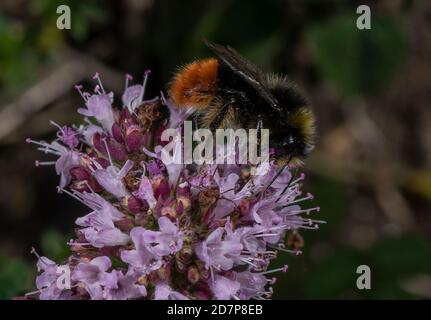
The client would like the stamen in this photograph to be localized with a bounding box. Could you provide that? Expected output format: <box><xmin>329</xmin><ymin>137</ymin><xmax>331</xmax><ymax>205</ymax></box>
<box><xmin>138</xmin><ymin>70</ymin><xmax>151</xmax><ymax>103</ymax></box>
<box><xmin>30</xmin><ymin>247</ymin><xmax>41</xmax><ymax>259</ymax></box>
<box><xmin>270</xmin><ymin>245</ymin><xmax>302</xmax><ymax>255</ymax></box>
<box><xmin>74</xmin><ymin>84</ymin><xmax>88</xmax><ymax>102</ymax></box>
<box><xmin>256</xmin><ymin>251</ymin><xmax>278</xmax><ymax>257</ymax></box>
<box><xmin>239</xmin><ymin>257</ymin><xmax>259</xmax><ymax>268</ymax></box>
<box><xmin>124</xmin><ymin>73</ymin><xmax>133</xmax><ymax>90</ymax></box>
<box><xmin>160</xmin><ymin>91</ymin><xmax>168</xmax><ymax>104</ymax></box>
<box><xmin>50</xmin><ymin>120</ymin><xmax>64</xmax><ymax>136</ymax></box>
<box><xmin>258</xmin><ymin>265</ymin><xmax>288</xmax><ymax>275</ymax></box>
<box><xmin>268</xmin><ymin>277</ymin><xmax>277</xmax><ymax>284</ymax></box>
<box><xmin>286</xmin><ymin>193</ymin><xmax>314</xmax><ymax>206</ymax></box>
<box><xmin>254</xmin><ymin>233</ymin><xmax>280</xmax><ymax>238</ymax></box>
<box><xmin>142</xmin><ymin>96</ymin><xmax>160</xmax><ymax>105</ymax></box>
<box><xmin>83</xmin><ymin>180</ymin><xmax>95</xmax><ymax>194</ymax></box>
<box><xmin>92</xmin><ymin>72</ymin><xmax>105</xmax><ymax>94</ymax></box>
<box><xmin>26</xmin><ymin>138</ymin><xmax>65</xmax><ymax>156</ymax></box>
<box><xmin>276</xmin><ymin>172</ymin><xmax>305</xmax><ymax>203</ymax></box>
<box><xmin>299</xmin><ymin>224</ymin><xmax>319</xmax><ymax>230</ymax></box>
<box><xmin>94</xmin><ymin>85</ymin><xmax>102</xmax><ymax>95</ymax></box>
<box><xmin>35</xmin><ymin>160</ymin><xmax>56</xmax><ymax>167</ymax></box>
<box><xmin>277</xmin><ymin>206</ymin><xmax>321</xmax><ymax>216</ymax></box>
<box><xmin>291</xmin><ymin>173</ymin><xmax>305</xmax><ymax>186</ymax></box>
<box><xmin>57</xmin><ymin>187</ymin><xmax>88</xmax><ymax>207</ymax></box>
<box><xmin>67</xmin><ymin>241</ymin><xmax>91</xmax><ymax>246</ymax></box>
<box><xmin>276</xmin><ymin>189</ymin><xmax>298</xmax><ymax>204</ymax></box>
<box><xmin>304</xmin><ymin>218</ymin><xmax>325</xmax><ymax>224</ymax></box>
<box><xmin>102</xmin><ymin>138</ymin><xmax>113</xmax><ymax>167</ymax></box>
<box><xmin>25</xmin><ymin>289</ymin><xmax>41</xmax><ymax>297</ymax></box>
<box><xmin>87</xmin><ymin>157</ymin><xmax>103</xmax><ymax>172</ymax></box>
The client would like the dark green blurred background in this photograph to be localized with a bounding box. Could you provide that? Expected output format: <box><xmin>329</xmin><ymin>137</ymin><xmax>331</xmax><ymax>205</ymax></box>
<box><xmin>1</xmin><ymin>0</ymin><xmax>431</xmax><ymax>299</ymax></box>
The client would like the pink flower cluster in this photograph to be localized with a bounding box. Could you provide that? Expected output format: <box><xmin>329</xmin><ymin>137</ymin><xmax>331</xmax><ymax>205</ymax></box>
<box><xmin>26</xmin><ymin>72</ymin><xmax>322</xmax><ymax>300</ymax></box>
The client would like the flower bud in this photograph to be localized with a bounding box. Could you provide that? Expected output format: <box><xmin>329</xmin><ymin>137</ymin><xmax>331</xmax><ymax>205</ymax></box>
<box><xmin>125</xmin><ymin>126</ymin><xmax>143</xmax><ymax>153</ymax></box>
<box><xmin>70</xmin><ymin>166</ymin><xmax>91</xmax><ymax>181</ymax></box>
<box><xmin>287</xmin><ymin>231</ymin><xmax>304</xmax><ymax>250</ymax></box>
<box><xmin>187</xmin><ymin>266</ymin><xmax>200</xmax><ymax>284</ymax></box>
<box><xmin>106</xmin><ymin>139</ymin><xmax>127</xmax><ymax>161</ymax></box>
<box><xmin>93</xmin><ymin>133</ymin><xmax>126</xmax><ymax>161</ymax></box>
<box><xmin>152</xmin><ymin>176</ymin><xmax>170</xmax><ymax>198</ymax></box>
<box><xmin>134</xmin><ymin>212</ymin><xmax>153</xmax><ymax>226</ymax></box>
<box><xmin>111</xmin><ymin>123</ymin><xmax>124</xmax><ymax>143</ymax></box>
<box><xmin>177</xmin><ymin>196</ymin><xmax>191</xmax><ymax>211</ymax></box>
<box><xmin>138</xmin><ymin>275</ymin><xmax>148</xmax><ymax>286</ymax></box>
<box><xmin>157</xmin><ymin>263</ymin><xmax>172</xmax><ymax>281</ymax></box>
<box><xmin>177</xmin><ymin>245</ymin><xmax>193</xmax><ymax>265</ymax></box>
<box><xmin>115</xmin><ymin>218</ymin><xmax>134</xmax><ymax>232</ymax></box>
<box><xmin>194</xmin><ymin>289</ymin><xmax>211</xmax><ymax>300</ymax></box>
<box><xmin>161</xmin><ymin>206</ymin><xmax>176</xmax><ymax>219</ymax></box>
<box><xmin>123</xmin><ymin>174</ymin><xmax>140</xmax><ymax>192</ymax></box>
<box><xmin>175</xmin><ymin>260</ymin><xmax>187</xmax><ymax>273</ymax></box>
<box><xmin>122</xmin><ymin>195</ymin><xmax>142</xmax><ymax>214</ymax></box>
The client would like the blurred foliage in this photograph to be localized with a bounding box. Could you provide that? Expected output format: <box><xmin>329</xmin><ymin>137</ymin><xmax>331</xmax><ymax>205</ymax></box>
<box><xmin>273</xmin><ymin>176</ymin><xmax>353</xmax><ymax>299</ymax></box>
<box><xmin>0</xmin><ymin>254</ymin><xmax>32</xmax><ymax>299</ymax></box>
<box><xmin>30</xmin><ymin>0</ymin><xmax>110</xmax><ymax>41</ymax></box>
<box><xmin>407</xmin><ymin>171</ymin><xmax>431</xmax><ymax>201</ymax></box>
<box><xmin>40</xmin><ymin>229</ymin><xmax>71</xmax><ymax>262</ymax></box>
<box><xmin>187</xmin><ymin>0</ymin><xmax>283</xmax><ymax>67</ymax></box>
<box><xmin>308</xmin><ymin>15</ymin><xmax>407</xmax><ymax>97</ymax></box>
<box><xmin>0</xmin><ymin>0</ymin><xmax>109</xmax><ymax>97</ymax></box>
<box><xmin>273</xmin><ymin>177</ymin><xmax>431</xmax><ymax>299</ymax></box>
<box><xmin>273</xmin><ymin>234</ymin><xmax>431</xmax><ymax>299</ymax></box>
<box><xmin>0</xmin><ymin>230</ymin><xmax>70</xmax><ymax>298</ymax></box>
<box><xmin>306</xmin><ymin>177</ymin><xmax>349</xmax><ymax>237</ymax></box>
<box><xmin>305</xmin><ymin>235</ymin><xmax>431</xmax><ymax>299</ymax></box>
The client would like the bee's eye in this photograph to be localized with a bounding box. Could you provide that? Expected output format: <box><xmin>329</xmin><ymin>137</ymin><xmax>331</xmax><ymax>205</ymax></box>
<box><xmin>272</xmin><ymin>134</ymin><xmax>298</xmax><ymax>152</ymax></box>
<box><xmin>283</xmin><ymin>135</ymin><xmax>296</xmax><ymax>147</ymax></box>
<box><xmin>288</xmin><ymin>135</ymin><xmax>295</xmax><ymax>145</ymax></box>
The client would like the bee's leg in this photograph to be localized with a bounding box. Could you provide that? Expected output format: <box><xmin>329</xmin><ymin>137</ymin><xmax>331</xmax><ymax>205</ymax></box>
<box><xmin>260</xmin><ymin>162</ymin><xmax>288</xmax><ymax>198</ymax></box>
<box><xmin>276</xmin><ymin>160</ymin><xmax>298</xmax><ymax>202</ymax></box>
<box><xmin>209</xmin><ymin>98</ymin><xmax>235</xmax><ymax>131</ymax></box>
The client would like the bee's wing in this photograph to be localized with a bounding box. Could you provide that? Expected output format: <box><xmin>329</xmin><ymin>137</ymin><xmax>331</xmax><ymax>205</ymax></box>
<box><xmin>204</xmin><ymin>40</ymin><xmax>281</xmax><ymax>112</ymax></box>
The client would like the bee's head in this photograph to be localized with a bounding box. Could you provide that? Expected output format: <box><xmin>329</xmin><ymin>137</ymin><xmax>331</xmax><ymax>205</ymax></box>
<box><xmin>264</xmin><ymin>74</ymin><xmax>317</xmax><ymax>167</ymax></box>
<box><xmin>270</xmin><ymin>106</ymin><xmax>316</xmax><ymax>167</ymax></box>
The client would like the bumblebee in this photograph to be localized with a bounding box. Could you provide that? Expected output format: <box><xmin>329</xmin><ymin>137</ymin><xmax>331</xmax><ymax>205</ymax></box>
<box><xmin>168</xmin><ymin>40</ymin><xmax>316</xmax><ymax>167</ymax></box>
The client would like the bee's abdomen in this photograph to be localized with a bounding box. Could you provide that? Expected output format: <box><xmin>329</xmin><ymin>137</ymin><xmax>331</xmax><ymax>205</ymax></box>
<box><xmin>169</xmin><ymin>58</ymin><xmax>218</xmax><ymax>109</ymax></box>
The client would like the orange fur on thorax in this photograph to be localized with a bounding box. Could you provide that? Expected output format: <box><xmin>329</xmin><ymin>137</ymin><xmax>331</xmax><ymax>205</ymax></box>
<box><xmin>169</xmin><ymin>58</ymin><xmax>218</xmax><ymax>109</ymax></box>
